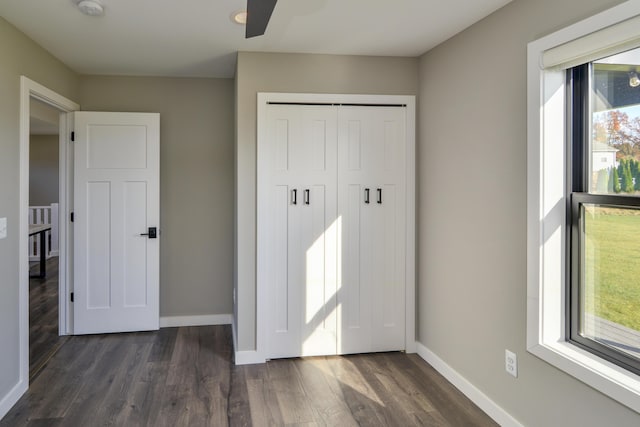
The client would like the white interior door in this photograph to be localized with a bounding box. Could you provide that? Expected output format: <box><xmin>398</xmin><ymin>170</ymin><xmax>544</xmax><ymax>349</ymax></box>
<box><xmin>262</xmin><ymin>104</ymin><xmax>338</xmax><ymax>358</ymax></box>
<box><xmin>73</xmin><ymin>112</ymin><xmax>160</xmax><ymax>334</ymax></box>
<box><xmin>338</xmin><ymin>106</ymin><xmax>406</xmax><ymax>354</ymax></box>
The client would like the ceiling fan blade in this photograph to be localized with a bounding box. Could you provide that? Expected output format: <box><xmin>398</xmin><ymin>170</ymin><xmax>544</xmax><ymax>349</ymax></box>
<box><xmin>246</xmin><ymin>0</ymin><xmax>278</xmax><ymax>38</ymax></box>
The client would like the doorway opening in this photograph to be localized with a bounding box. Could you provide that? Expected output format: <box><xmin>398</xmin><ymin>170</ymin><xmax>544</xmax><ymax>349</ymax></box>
<box><xmin>28</xmin><ymin>98</ymin><xmax>67</xmax><ymax>379</ymax></box>
<box><xmin>19</xmin><ymin>77</ymin><xmax>79</xmax><ymax>389</ymax></box>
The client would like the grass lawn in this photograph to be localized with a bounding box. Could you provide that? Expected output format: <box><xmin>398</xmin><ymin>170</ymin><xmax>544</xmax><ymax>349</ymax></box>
<box><xmin>584</xmin><ymin>207</ymin><xmax>640</xmax><ymax>331</ymax></box>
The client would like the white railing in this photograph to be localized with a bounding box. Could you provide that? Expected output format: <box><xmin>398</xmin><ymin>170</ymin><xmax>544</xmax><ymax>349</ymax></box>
<box><xmin>29</xmin><ymin>203</ymin><xmax>59</xmax><ymax>261</ymax></box>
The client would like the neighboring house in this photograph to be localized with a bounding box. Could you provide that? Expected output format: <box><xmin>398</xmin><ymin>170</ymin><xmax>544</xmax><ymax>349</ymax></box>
<box><xmin>592</xmin><ymin>141</ymin><xmax>619</xmax><ymax>172</ymax></box>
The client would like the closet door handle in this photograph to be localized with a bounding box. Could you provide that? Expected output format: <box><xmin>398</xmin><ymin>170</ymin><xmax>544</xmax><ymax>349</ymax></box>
<box><xmin>377</xmin><ymin>188</ymin><xmax>382</xmax><ymax>204</ymax></box>
<box><xmin>140</xmin><ymin>227</ymin><xmax>157</xmax><ymax>239</ymax></box>
<box><xmin>304</xmin><ymin>189</ymin><xmax>310</xmax><ymax>205</ymax></box>
<box><xmin>364</xmin><ymin>188</ymin><xmax>370</xmax><ymax>204</ymax></box>
<box><xmin>292</xmin><ymin>189</ymin><xmax>297</xmax><ymax>205</ymax></box>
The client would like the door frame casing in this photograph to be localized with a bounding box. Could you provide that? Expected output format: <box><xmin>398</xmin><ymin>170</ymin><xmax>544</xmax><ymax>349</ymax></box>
<box><xmin>19</xmin><ymin>76</ymin><xmax>79</xmax><ymax>387</ymax></box>
<box><xmin>255</xmin><ymin>92</ymin><xmax>416</xmax><ymax>363</ymax></box>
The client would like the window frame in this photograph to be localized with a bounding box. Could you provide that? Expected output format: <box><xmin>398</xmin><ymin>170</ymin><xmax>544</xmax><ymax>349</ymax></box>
<box><xmin>569</xmin><ymin>193</ymin><xmax>640</xmax><ymax>376</ymax></box>
<box><xmin>565</xmin><ymin>62</ymin><xmax>640</xmax><ymax>375</ymax></box>
<box><xmin>527</xmin><ymin>1</ymin><xmax>640</xmax><ymax>413</ymax></box>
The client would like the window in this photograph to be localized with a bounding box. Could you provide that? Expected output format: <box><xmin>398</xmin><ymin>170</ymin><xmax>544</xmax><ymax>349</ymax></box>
<box><xmin>568</xmin><ymin>51</ymin><xmax>640</xmax><ymax>375</ymax></box>
<box><xmin>528</xmin><ymin>2</ymin><xmax>640</xmax><ymax>413</ymax></box>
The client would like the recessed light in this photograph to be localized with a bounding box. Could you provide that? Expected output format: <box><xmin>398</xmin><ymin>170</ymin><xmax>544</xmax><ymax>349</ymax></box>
<box><xmin>77</xmin><ymin>0</ymin><xmax>104</xmax><ymax>16</ymax></box>
<box><xmin>232</xmin><ymin>10</ymin><xmax>247</xmax><ymax>25</ymax></box>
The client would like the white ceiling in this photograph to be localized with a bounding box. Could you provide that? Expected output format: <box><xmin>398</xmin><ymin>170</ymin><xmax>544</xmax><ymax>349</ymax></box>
<box><xmin>0</xmin><ymin>0</ymin><xmax>512</xmax><ymax>78</ymax></box>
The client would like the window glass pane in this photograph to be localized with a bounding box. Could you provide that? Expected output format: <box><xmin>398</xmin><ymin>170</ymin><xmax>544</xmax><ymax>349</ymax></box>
<box><xmin>590</xmin><ymin>47</ymin><xmax>640</xmax><ymax>194</ymax></box>
<box><xmin>580</xmin><ymin>203</ymin><xmax>640</xmax><ymax>360</ymax></box>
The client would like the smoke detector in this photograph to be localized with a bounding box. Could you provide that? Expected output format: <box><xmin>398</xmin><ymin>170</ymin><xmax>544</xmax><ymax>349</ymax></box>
<box><xmin>77</xmin><ymin>0</ymin><xmax>104</xmax><ymax>16</ymax></box>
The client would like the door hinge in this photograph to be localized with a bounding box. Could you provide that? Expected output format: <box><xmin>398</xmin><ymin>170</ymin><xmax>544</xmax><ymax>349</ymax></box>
<box><xmin>70</xmin><ymin>212</ymin><xmax>74</xmax><ymax>222</ymax></box>
<box><xmin>71</xmin><ymin>131</ymin><xmax>75</xmax><ymax>142</ymax></box>
<box><xmin>70</xmin><ymin>292</ymin><xmax>74</xmax><ymax>302</ymax></box>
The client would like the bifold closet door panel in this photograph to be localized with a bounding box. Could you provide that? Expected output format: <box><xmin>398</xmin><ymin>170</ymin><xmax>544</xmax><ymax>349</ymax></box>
<box><xmin>372</xmin><ymin>182</ymin><xmax>406</xmax><ymax>351</ymax></box>
<box><xmin>263</xmin><ymin>104</ymin><xmax>338</xmax><ymax>358</ymax></box>
<box><xmin>269</xmin><ymin>184</ymin><xmax>336</xmax><ymax>358</ymax></box>
<box><xmin>299</xmin><ymin>183</ymin><xmax>339</xmax><ymax>356</ymax></box>
<box><xmin>337</xmin><ymin>106</ymin><xmax>407</xmax><ymax>354</ymax></box>
<box><xmin>265</xmin><ymin>184</ymin><xmax>301</xmax><ymax>358</ymax></box>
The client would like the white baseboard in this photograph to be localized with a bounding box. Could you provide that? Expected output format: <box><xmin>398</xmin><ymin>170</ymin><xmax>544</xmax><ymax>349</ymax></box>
<box><xmin>231</xmin><ymin>317</ymin><xmax>238</xmax><ymax>351</ymax></box>
<box><xmin>234</xmin><ymin>350</ymin><xmax>266</xmax><ymax>365</ymax></box>
<box><xmin>416</xmin><ymin>342</ymin><xmax>522</xmax><ymax>427</ymax></box>
<box><xmin>0</xmin><ymin>379</ymin><xmax>27</xmax><ymax>421</ymax></box>
<box><xmin>231</xmin><ymin>320</ymin><xmax>266</xmax><ymax>365</ymax></box>
<box><xmin>159</xmin><ymin>314</ymin><xmax>232</xmax><ymax>328</ymax></box>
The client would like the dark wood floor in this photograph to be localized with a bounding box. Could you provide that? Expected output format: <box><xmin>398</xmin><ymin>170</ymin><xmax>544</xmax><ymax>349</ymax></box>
<box><xmin>29</xmin><ymin>257</ymin><xmax>68</xmax><ymax>380</ymax></box>
<box><xmin>2</xmin><ymin>323</ymin><xmax>497</xmax><ymax>427</ymax></box>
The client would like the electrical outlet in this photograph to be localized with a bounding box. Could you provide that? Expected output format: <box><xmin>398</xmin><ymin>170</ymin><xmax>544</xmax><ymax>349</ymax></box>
<box><xmin>505</xmin><ymin>349</ymin><xmax>518</xmax><ymax>378</ymax></box>
<box><xmin>0</xmin><ymin>218</ymin><xmax>6</xmax><ymax>240</ymax></box>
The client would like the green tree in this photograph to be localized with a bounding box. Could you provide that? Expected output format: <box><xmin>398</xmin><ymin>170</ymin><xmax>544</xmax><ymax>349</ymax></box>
<box><xmin>613</xmin><ymin>167</ymin><xmax>622</xmax><ymax>193</ymax></box>
<box><xmin>618</xmin><ymin>160</ymin><xmax>625</xmax><ymax>179</ymax></box>
<box><xmin>631</xmin><ymin>159</ymin><xmax>639</xmax><ymax>176</ymax></box>
<box><xmin>608</xmin><ymin>168</ymin><xmax>615</xmax><ymax>192</ymax></box>
<box><xmin>619</xmin><ymin>159</ymin><xmax>632</xmax><ymax>192</ymax></box>
<box><xmin>620</xmin><ymin>165</ymin><xmax>629</xmax><ymax>192</ymax></box>
<box><xmin>624</xmin><ymin>163</ymin><xmax>634</xmax><ymax>192</ymax></box>
<box><xmin>633</xmin><ymin>159</ymin><xmax>640</xmax><ymax>191</ymax></box>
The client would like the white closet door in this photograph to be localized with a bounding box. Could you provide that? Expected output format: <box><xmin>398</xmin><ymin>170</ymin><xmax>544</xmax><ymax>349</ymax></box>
<box><xmin>337</xmin><ymin>106</ymin><xmax>406</xmax><ymax>354</ymax></box>
<box><xmin>262</xmin><ymin>104</ymin><xmax>338</xmax><ymax>358</ymax></box>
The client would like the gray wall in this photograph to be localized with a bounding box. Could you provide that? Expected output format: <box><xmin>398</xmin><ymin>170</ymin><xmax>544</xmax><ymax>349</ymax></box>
<box><xmin>0</xmin><ymin>16</ymin><xmax>78</xmax><ymax>412</ymax></box>
<box><xmin>29</xmin><ymin>134</ymin><xmax>59</xmax><ymax>206</ymax></box>
<box><xmin>79</xmin><ymin>76</ymin><xmax>235</xmax><ymax>317</ymax></box>
<box><xmin>4</xmin><ymin>0</ymin><xmax>640</xmax><ymax>423</ymax></box>
<box><xmin>418</xmin><ymin>0</ymin><xmax>640</xmax><ymax>425</ymax></box>
<box><xmin>235</xmin><ymin>52</ymin><xmax>419</xmax><ymax>350</ymax></box>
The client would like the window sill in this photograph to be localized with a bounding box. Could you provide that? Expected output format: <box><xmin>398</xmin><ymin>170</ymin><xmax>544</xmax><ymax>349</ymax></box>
<box><xmin>528</xmin><ymin>339</ymin><xmax>640</xmax><ymax>412</ymax></box>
